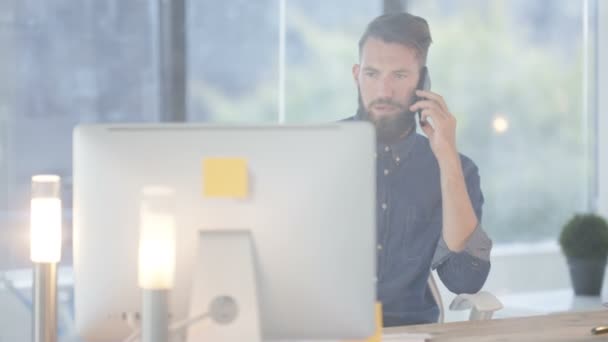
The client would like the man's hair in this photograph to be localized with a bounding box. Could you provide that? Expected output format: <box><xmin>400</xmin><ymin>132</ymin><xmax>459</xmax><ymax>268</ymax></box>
<box><xmin>358</xmin><ymin>12</ymin><xmax>433</xmax><ymax>65</ymax></box>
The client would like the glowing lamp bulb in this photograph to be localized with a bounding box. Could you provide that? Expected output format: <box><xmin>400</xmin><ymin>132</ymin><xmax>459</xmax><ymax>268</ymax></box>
<box><xmin>138</xmin><ymin>186</ymin><xmax>176</xmax><ymax>290</ymax></box>
<box><xmin>30</xmin><ymin>175</ymin><xmax>62</xmax><ymax>263</ymax></box>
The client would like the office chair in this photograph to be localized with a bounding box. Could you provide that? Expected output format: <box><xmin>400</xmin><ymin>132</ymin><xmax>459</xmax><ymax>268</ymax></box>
<box><xmin>428</xmin><ymin>271</ymin><xmax>503</xmax><ymax>323</ymax></box>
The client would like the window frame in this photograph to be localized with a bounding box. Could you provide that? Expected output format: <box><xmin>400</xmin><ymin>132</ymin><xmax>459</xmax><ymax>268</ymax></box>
<box><xmin>597</xmin><ymin>0</ymin><xmax>608</xmax><ymax>217</ymax></box>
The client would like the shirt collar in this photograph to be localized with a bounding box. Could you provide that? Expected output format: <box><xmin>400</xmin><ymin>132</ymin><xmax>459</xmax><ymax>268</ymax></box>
<box><xmin>348</xmin><ymin>114</ymin><xmax>418</xmax><ymax>162</ymax></box>
<box><xmin>376</xmin><ymin>129</ymin><xmax>418</xmax><ymax>162</ymax></box>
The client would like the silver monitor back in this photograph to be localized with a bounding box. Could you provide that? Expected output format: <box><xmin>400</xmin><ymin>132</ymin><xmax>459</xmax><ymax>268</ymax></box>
<box><xmin>73</xmin><ymin>123</ymin><xmax>376</xmax><ymax>341</ymax></box>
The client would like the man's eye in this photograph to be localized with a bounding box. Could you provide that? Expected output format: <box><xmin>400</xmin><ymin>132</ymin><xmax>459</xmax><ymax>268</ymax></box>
<box><xmin>365</xmin><ymin>71</ymin><xmax>378</xmax><ymax>78</ymax></box>
<box><xmin>395</xmin><ymin>74</ymin><xmax>407</xmax><ymax>79</ymax></box>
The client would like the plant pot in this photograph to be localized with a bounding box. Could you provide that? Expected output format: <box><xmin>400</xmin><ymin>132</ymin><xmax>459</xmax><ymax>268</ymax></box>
<box><xmin>566</xmin><ymin>256</ymin><xmax>607</xmax><ymax>296</ymax></box>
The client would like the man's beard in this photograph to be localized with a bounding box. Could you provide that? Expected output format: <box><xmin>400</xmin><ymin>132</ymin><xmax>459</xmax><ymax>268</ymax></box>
<box><xmin>356</xmin><ymin>89</ymin><xmax>416</xmax><ymax>144</ymax></box>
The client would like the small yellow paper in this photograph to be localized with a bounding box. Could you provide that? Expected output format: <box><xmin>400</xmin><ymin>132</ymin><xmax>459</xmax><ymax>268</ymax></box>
<box><xmin>203</xmin><ymin>158</ymin><xmax>248</xmax><ymax>198</ymax></box>
<box><xmin>344</xmin><ymin>302</ymin><xmax>382</xmax><ymax>342</ymax></box>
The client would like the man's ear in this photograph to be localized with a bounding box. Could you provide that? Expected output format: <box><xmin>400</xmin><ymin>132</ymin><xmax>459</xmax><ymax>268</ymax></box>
<box><xmin>352</xmin><ymin>64</ymin><xmax>360</xmax><ymax>84</ymax></box>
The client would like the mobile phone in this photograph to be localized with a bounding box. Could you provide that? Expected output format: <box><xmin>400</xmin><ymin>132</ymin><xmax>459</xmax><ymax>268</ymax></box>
<box><xmin>415</xmin><ymin>66</ymin><xmax>431</xmax><ymax>126</ymax></box>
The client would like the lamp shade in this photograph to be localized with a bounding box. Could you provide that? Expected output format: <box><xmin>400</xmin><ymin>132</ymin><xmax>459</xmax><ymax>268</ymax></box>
<box><xmin>30</xmin><ymin>175</ymin><xmax>62</xmax><ymax>263</ymax></box>
<box><xmin>138</xmin><ymin>186</ymin><xmax>176</xmax><ymax>290</ymax></box>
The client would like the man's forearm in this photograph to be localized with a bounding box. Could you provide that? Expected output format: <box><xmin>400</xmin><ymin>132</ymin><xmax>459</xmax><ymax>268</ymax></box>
<box><xmin>438</xmin><ymin>150</ymin><xmax>478</xmax><ymax>252</ymax></box>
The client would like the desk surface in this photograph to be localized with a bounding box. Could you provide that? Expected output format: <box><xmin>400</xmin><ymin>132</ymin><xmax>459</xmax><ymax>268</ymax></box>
<box><xmin>384</xmin><ymin>309</ymin><xmax>608</xmax><ymax>342</ymax></box>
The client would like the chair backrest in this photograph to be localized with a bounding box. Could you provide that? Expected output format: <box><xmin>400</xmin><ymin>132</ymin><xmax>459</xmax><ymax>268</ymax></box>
<box><xmin>427</xmin><ymin>271</ymin><xmax>503</xmax><ymax>323</ymax></box>
<box><xmin>427</xmin><ymin>272</ymin><xmax>445</xmax><ymax>323</ymax></box>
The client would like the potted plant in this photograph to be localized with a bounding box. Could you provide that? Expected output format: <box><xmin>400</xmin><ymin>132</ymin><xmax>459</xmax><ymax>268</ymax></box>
<box><xmin>559</xmin><ymin>213</ymin><xmax>608</xmax><ymax>296</ymax></box>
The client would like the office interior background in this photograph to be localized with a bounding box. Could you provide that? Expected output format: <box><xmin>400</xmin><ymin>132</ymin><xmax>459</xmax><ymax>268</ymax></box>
<box><xmin>1</xmin><ymin>0</ymin><xmax>608</xmax><ymax>339</ymax></box>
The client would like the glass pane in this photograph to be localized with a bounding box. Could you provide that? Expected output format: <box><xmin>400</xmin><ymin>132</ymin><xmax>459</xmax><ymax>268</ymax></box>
<box><xmin>187</xmin><ymin>0</ymin><xmax>279</xmax><ymax>123</ymax></box>
<box><xmin>1</xmin><ymin>0</ymin><xmax>160</xmax><ymax>269</ymax></box>
<box><xmin>407</xmin><ymin>0</ymin><xmax>586</xmax><ymax>243</ymax></box>
<box><xmin>284</xmin><ymin>1</ymin><xmax>381</xmax><ymax>123</ymax></box>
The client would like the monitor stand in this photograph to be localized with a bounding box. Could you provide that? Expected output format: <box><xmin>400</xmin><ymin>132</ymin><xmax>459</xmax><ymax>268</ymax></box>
<box><xmin>186</xmin><ymin>230</ymin><xmax>262</xmax><ymax>342</ymax></box>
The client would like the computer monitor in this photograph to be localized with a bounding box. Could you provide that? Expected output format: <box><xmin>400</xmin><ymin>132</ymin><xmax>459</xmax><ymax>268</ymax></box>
<box><xmin>72</xmin><ymin>123</ymin><xmax>377</xmax><ymax>341</ymax></box>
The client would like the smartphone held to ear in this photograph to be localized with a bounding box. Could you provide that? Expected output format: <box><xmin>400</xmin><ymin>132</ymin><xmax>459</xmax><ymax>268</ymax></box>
<box><xmin>415</xmin><ymin>66</ymin><xmax>431</xmax><ymax>126</ymax></box>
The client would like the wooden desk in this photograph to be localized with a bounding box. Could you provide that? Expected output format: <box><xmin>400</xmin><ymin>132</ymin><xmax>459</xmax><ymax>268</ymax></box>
<box><xmin>384</xmin><ymin>310</ymin><xmax>608</xmax><ymax>342</ymax></box>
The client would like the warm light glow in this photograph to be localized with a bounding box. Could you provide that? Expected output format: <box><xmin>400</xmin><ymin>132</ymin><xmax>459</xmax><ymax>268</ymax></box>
<box><xmin>32</xmin><ymin>175</ymin><xmax>60</xmax><ymax>183</ymax></box>
<box><xmin>492</xmin><ymin>115</ymin><xmax>509</xmax><ymax>134</ymax></box>
<box><xmin>30</xmin><ymin>194</ymin><xmax>62</xmax><ymax>263</ymax></box>
<box><xmin>138</xmin><ymin>188</ymin><xmax>176</xmax><ymax>289</ymax></box>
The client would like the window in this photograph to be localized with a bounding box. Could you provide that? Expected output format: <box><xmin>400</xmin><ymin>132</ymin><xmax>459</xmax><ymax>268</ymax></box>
<box><xmin>406</xmin><ymin>0</ymin><xmax>589</xmax><ymax>243</ymax></box>
<box><xmin>283</xmin><ymin>0</ymin><xmax>380</xmax><ymax>123</ymax></box>
<box><xmin>187</xmin><ymin>0</ymin><xmax>279</xmax><ymax>123</ymax></box>
<box><xmin>1</xmin><ymin>1</ymin><xmax>595</xmax><ymax>271</ymax></box>
<box><xmin>186</xmin><ymin>0</ymin><xmax>379</xmax><ymax>124</ymax></box>
<box><xmin>190</xmin><ymin>0</ymin><xmax>593</xmax><ymax>244</ymax></box>
<box><xmin>0</xmin><ymin>0</ymin><xmax>160</xmax><ymax>267</ymax></box>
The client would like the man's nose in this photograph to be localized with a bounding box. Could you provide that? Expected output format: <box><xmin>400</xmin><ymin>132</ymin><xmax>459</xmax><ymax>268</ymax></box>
<box><xmin>377</xmin><ymin>76</ymin><xmax>394</xmax><ymax>98</ymax></box>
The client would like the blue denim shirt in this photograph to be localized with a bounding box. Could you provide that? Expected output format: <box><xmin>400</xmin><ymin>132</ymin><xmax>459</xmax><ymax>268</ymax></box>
<box><xmin>349</xmin><ymin>118</ymin><xmax>492</xmax><ymax>326</ymax></box>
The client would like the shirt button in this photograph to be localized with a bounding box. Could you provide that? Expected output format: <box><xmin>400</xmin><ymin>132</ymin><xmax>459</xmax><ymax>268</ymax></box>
<box><xmin>384</xmin><ymin>146</ymin><xmax>390</xmax><ymax>152</ymax></box>
<box><xmin>381</xmin><ymin>203</ymin><xmax>387</xmax><ymax>210</ymax></box>
<box><xmin>396</xmin><ymin>157</ymin><xmax>401</xmax><ymax>162</ymax></box>
<box><xmin>377</xmin><ymin>244</ymin><xmax>383</xmax><ymax>251</ymax></box>
<box><xmin>384</xmin><ymin>169</ymin><xmax>389</xmax><ymax>175</ymax></box>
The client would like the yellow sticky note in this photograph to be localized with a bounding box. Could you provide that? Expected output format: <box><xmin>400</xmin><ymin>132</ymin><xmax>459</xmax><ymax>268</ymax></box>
<box><xmin>344</xmin><ymin>302</ymin><xmax>382</xmax><ymax>342</ymax></box>
<box><xmin>203</xmin><ymin>158</ymin><xmax>248</xmax><ymax>198</ymax></box>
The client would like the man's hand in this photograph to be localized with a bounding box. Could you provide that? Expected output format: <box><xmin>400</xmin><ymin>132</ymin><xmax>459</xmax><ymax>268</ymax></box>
<box><xmin>409</xmin><ymin>90</ymin><xmax>458</xmax><ymax>162</ymax></box>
